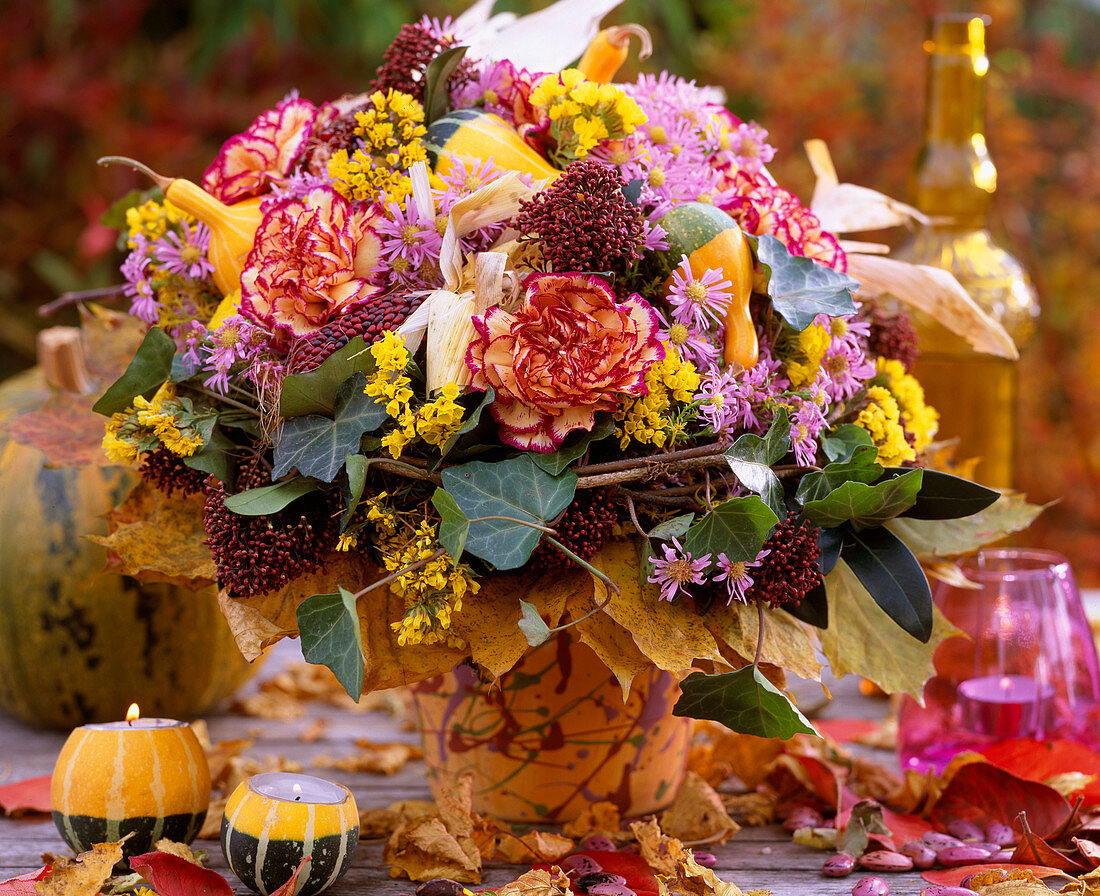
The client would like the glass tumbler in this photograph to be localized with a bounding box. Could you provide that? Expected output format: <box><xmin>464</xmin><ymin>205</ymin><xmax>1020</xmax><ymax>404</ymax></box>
<box><xmin>897</xmin><ymin>548</ymin><xmax>1100</xmax><ymax>773</ymax></box>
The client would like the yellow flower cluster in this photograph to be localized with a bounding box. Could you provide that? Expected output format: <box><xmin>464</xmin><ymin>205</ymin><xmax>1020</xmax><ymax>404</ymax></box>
<box><xmin>615</xmin><ymin>345</ymin><xmax>701</xmax><ymax>449</ymax></box>
<box><xmin>785</xmin><ymin>323</ymin><xmax>831</xmax><ymax>389</ymax></box>
<box><xmin>328</xmin><ymin>89</ymin><xmax>427</xmax><ymax>203</ymax></box>
<box><xmin>856</xmin><ymin>385</ymin><xmax>914</xmax><ymax>467</ymax></box>
<box><xmin>529</xmin><ymin>68</ymin><xmax>647</xmax><ymax>164</ymax></box>
<box><xmin>125</xmin><ymin>198</ymin><xmax>185</xmax><ymax>248</ymax></box>
<box><xmin>382</xmin><ymin>519</ymin><xmax>479</xmax><ymax>648</ymax></box>
<box><xmin>102</xmin><ymin>384</ymin><xmax>206</xmax><ymax>465</ymax></box>
<box><xmin>876</xmin><ymin>358</ymin><xmax>939</xmax><ymax>453</ymax></box>
<box><xmin>364</xmin><ymin>332</ymin><xmax>466</xmax><ymax>459</ymax></box>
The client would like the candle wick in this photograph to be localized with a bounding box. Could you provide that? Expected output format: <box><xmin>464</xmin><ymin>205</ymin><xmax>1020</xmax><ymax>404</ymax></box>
<box><xmin>295</xmin><ymin>796</ymin><xmax>301</xmax><ymax>801</ymax></box>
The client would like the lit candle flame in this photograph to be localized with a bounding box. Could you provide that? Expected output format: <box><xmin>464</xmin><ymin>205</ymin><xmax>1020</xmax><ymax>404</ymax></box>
<box><xmin>126</xmin><ymin>703</ymin><xmax>141</xmax><ymax>724</ymax></box>
<box><xmin>293</xmin><ymin>782</ymin><xmax>303</xmax><ymax>801</ymax></box>
<box><xmin>999</xmin><ymin>676</ymin><xmax>1013</xmax><ymax>692</ymax></box>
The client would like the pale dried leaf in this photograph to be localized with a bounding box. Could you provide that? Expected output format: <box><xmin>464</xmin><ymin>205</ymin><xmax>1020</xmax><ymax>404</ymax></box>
<box><xmin>562</xmin><ymin>801</ymin><xmax>626</xmax><ymax>842</ymax></box>
<box><xmin>36</xmin><ymin>841</ymin><xmax>122</xmax><ymax>896</ymax></box>
<box><xmin>846</xmin><ymin>253</ymin><xmax>1018</xmax><ymax>359</ymax></box>
<box><xmin>197</xmin><ymin>794</ymin><xmax>228</xmax><ymax>839</ymax></box>
<box><xmin>495</xmin><ymin>867</ymin><xmax>574</xmax><ymax>896</ymax></box>
<box><xmin>721</xmin><ymin>793</ymin><xmax>775</xmax><ymax>827</ymax></box>
<box><xmin>925</xmin><ymin>561</ymin><xmax>982</xmax><ymax>590</ymax></box>
<box><xmin>495</xmin><ymin>830</ymin><xmax>575</xmax><ymax>864</ymax></box>
<box><xmin>312</xmin><ymin>741</ymin><xmax>421</xmax><ymax>775</ymax></box>
<box><xmin>1045</xmin><ymin>772</ymin><xmax>1096</xmax><ymax>798</ymax></box>
<box><xmin>218</xmin><ymin>590</ymin><xmax>295</xmax><ymax>662</ymax></box>
<box><xmin>359</xmin><ymin>801</ymin><xmax>437</xmax><ymax>839</ymax></box>
<box><xmin>151</xmin><ymin>839</ymin><xmax>203</xmax><ymax>864</ymax></box>
<box><xmin>659</xmin><ymin>772</ymin><xmax>739</xmax><ymax>844</ymax></box>
<box><xmin>426</xmin><ymin>290</ymin><xmax>477</xmax><ymax>393</ymax></box>
<box><xmin>230</xmin><ymin>689</ymin><xmax>305</xmax><ymax>721</ymax></box>
<box><xmin>384</xmin><ymin>816</ymin><xmax>481</xmax><ymax>883</ymax></box>
<box><xmin>298</xmin><ymin>719</ymin><xmax>327</xmax><ymax>743</ymax></box>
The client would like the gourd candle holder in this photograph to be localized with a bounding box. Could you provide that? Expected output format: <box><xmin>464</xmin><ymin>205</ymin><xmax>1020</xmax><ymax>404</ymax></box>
<box><xmin>898</xmin><ymin>548</ymin><xmax>1100</xmax><ymax>773</ymax></box>
<box><xmin>50</xmin><ymin>706</ymin><xmax>210</xmax><ymax>858</ymax></box>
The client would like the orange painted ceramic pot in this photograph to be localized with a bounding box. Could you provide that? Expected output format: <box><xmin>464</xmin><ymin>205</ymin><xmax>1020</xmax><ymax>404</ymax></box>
<box><xmin>412</xmin><ymin>631</ymin><xmax>690</xmax><ymax>822</ymax></box>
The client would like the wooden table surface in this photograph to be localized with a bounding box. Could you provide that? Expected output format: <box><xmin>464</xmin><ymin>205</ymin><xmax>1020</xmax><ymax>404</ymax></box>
<box><xmin>0</xmin><ymin>641</ymin><xmax>933</xmax><ymax>895</ymax></box>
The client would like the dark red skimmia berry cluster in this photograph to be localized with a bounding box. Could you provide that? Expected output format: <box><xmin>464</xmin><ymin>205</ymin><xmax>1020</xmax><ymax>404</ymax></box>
<box><xmin>139</xmin><ymin>447</ymin><xmax>209</xmax><ymax>497</ymax></box>
<box><xmin>371</xmin><ymin>21</ymin><xmax>475</xmax><ymax>103</ymax></box>
<box><xmin>532</xmin><ymin>488</ymin><xmax>618</xmax><ymax>572</ymax></box>
<box><xmin>745</xmin><ymin>511</ymin><xmax>823</xmax><ymax>608</ymax></box>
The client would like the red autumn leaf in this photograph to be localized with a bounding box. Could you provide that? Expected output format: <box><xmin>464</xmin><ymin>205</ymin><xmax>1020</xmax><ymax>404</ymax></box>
<box><xmin>1074</xmin><ymin>837</ymin><xmax>1100</xmax><ymax>869</ymax></box>
<box><xmin>535</xmin><ymin>851</ymin><xmax>659</xmax><ymax>896</ymax></box>
<box><xmin>982</xmin><ymin>739</ymin><xmax>1100</xmax><ymax>806</ymax></box>
<box><xmin>930</xmin><ymin>761</ymin><xmax>1074</xmax><ymax>839</ymax></box>
<box><xmin>7</xmin><ymin>392</ymin><xmax>112</xmax><ymax>468</ymax></box>
<box><xmin>0</xmin><ymin>867</ymin><xmax>50</xmax><ymax>895</ymax></box>
<box><xmin>920</xmin><ymin>864</ymin><xmax>1066</xmax><ymax>886</ymax></box>
<box><xmin>814</xmin><ymin>718</ymin><xmax>878</xmax><ymax>743</ymax></box>
<box><xmin>130</xmin><ymin>852</ymin><xmax>234</xmax><ymax>896</ymax></box>
<box><xmin>835</xmin><ymin>787</ymin><xmax>931</xmax><ymax>852</ymax></box>
<box><xmin>789</xmin><ymin>754</ymin><xmax>842</xmax><ymax>808</ymax></box>
<box><xmin>0</xmin><ymin>774</ymin><xmax>52</xmax><ymax>816</ymax></box>
<box><xmin>269</xmin><ymin>858</ymin><xmax>313</xmax><ymax>896</ymax></box>
<box><xmin>1011</xmin><ymin>830</ymin><xmax>1090</xmax><ymax>873</ymax></box>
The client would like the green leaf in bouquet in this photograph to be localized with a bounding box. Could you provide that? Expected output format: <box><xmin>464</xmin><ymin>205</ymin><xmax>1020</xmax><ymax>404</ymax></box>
<box><xmin>431</xmin><ymin>487</ymin><xmax>470</xmax><ymax>561</ymax></box>
<box><xmin>272</xmin><ymin>373</ymin><xmax>387</xmax><ymax>482</ymax></box>
<box><xmin>784</xmin><ymin>579</ymin><xmax>829</xmax><ymax>629</ymax></box>
<box><xmin>751</xmin><ymin>233</ymin><xmax>859</xmax><ymax>331</ymax></box>
<box><xmin>100</xmin><ymin>188</ymin><xmax>153</xmax><ymax>230</ymax></box>
<box><xmin>724</xmin><ymin>409</ymin><xmax>791</xmax><ymax>519</ymax></box>
<box><xmin>297</xmin><ymin>588</ymin><xmax>364</xmax><ymax>700</ymax></box>
<box><xmin>841</xmin><ymin>524</ymin><xmax>932</xmax><ymax>642</ymax></box>
<box><xmin>886</xmin><ymin>493</ymin><xmax>1051</xmax><ymax>561</ymax></box>
<box><xmin>182</xmin><ymin>423</ymin><xmax>236</xmax><ymax>484</ymax></box>
<box><xmin>342</xmin><ymin>453</ymin><xmax>368</xmax><ymax>528</ymax></box>
<box><xmin>441</xmin><ymin>456</ymin><xmax>577</xmax><ymax>570</ymax></box>
<box><xmin>795</xmin><ymin>447</ymin><xmax>882</xmax><ymax>505</ymax></box>
<box><xmin>801</xmin><ymin>468</ymin><xmax>922</xmax><ymax>530</ymax></box>
<box><xmin>223</xmin><ymin>478</ymin><xmax>317</xmax><ymax>515</ymax></box>
<box><xmin>531</xmin><ymin>415</ymin><xmax>617</xmax><ymax>476</ymax></box>
<box><xmin>683</xmin><ymin>496</ymin><xmax>778</xmax><ymax>564</ymax></box>
<box><xmin>435</xmin><ymin>386</ymin><xmax>496</xmax><ymax>465</ymax></box>
<box><xmin>92</xmin><ymin>326</ymin><xmax>176</xmax><ymax>416</ymax></box>
<box><xmin>673</xmin><ymin>667</ymin><xmax>817</xmax><ymax>739</ymax></box>
<box><xmin>279</xmin><ymin>337</ymin><xmax>376</xmax><ymax>418</ymax></box>
<box><xmin>648</xmin><ymin>512</ymin><xmax>695</xmax><ymax>541</ymax></box>
<box><xmin>892</xmin><ymin>467</ymin><xmax>1001</xmax><ymax>520</ymax></box>
<box><xmin>517</xmin><ymin>599</ymin><xmax>552</xmax><ymax>648</ymax></box>
<box><xmin>821</xmin><ymin>424</ymin><xmax>876</xmax><ymax>464</ymax></box>
<box><xmin>817</xmin><ymin>525</ymin><xmax>843</xmax><ymax>576</ymax></box>
<box><xmin>423</xmin><ymin>45</ymin><xmax>469</xmax><ymax>126</ymax></box>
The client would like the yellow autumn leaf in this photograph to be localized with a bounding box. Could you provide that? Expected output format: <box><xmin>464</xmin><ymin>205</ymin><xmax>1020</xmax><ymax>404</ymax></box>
<box><xmin>495</xmin><ymin>867</ymin><xmax>573</xmax><ymax>896</ymax></box>
<box><xmin>659</xmin><ymin>772</ymin><xmax>740</xmax><ymax>843</ymax></box>
<box><xmin>495</xmin><ymin>830</ymin><xmax>575</xmax><ymax>864</ymax></box>
<box><xmin>383</xmin><ymin>816</ymin><xmax>481</xmax><ymax>883</ymax></box>
<box><xmin>704</xmin><ymin>600</ymin><xmax>822</xmax><ymax>682</ymax></box>
<box><xmin>37</xmin><ymin>841</ymin><xmax>122</xmax><ymax>896</ymax></box>
<box><xmin>818</xmin><ymin>561</ymin><xmax>960</xmax><ymax>698</ymax></box>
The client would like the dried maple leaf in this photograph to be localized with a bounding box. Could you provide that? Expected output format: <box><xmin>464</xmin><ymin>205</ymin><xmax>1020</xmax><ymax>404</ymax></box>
<box><xmin>359</xmin><ymin>800</ymin><xmax>437</xmax><ymax>839</ymax></box>
<box><xmin>383</xmin><ymin>816</ymin><xmax>481</xmax><ymax>883</ymax></box>
<box><xmin>496</xmin><ymin>867</ymin><xmax>574</xmax><ymax>896</ymax></box>
<box><xmin>721</xmin><ymin>793</ymin><xmax>775</xmax><ymax>828</ymax></box>
<box><xmin>299</xmin><ymin>719</ymin><xmax>328</xmax><ymax>743</ymax></box>
<box><xmin>495</xmin><ymin>830</ymin><xmax>575</xmax><ymax>864</ymax></box>
<box><xmin>203</xmin><ymin>737</ymin><xmax>254</xmax><ymax>790</ymax></box>
<box><xmin>150</xmin><ymin>840</ymin><xmax>205</xmax><ymax>865</ymax></box>
<box><xmin>312</xmin><ymin>741</ymin><xmax>421</xmax><ymax>775</ymax></box>
<box><xmin>230</xmin><ymin>689</ymin><xmax>306</xmax><ymax>721</ymax></box>
<box><xmin>632</xmin><ymin>819</ymin><xmax>745</xmax><ymax>896</ymax></box>
<box><xmin>36</xmin><ymin>842</ymin><xmax>122</xmax><ymax>896</ymax></box>
<box><xmin>659</xmin><ymin>773</ymin><xmax>739</xmax><ymax>844</ymax></box>
<box><xmin>197</xmin><ymin>795</ymin><xmax>227</xmax><ymax>840</ymax></box>
<box><xmin>562</xmin><ymin>801</ymin><xmax>625</xmax><ymax>842</ymax></box>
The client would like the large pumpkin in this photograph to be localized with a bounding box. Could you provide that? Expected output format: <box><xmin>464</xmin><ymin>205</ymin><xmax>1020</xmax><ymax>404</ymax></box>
<box><xmin>0</xmin><ymin>330</ymin><xmax>254</xmax><ymax>729</ymax></box>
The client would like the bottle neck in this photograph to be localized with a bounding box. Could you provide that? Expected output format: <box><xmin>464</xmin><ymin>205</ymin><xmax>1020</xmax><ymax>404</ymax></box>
<box><xmin>913</xmin><ymin>14</ymin><xmax>996</xmax><ymax>229</ymax></box>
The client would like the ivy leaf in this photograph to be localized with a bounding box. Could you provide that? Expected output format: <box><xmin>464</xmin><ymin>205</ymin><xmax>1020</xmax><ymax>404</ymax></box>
<box><xmin>518</xmin><ymin>599</ymin><xmax>552</xmax><ymax>648</ymax></box>
<box><xmin>279</xmin><ymin>337</ymin><xmax>375</xmax><ymax>418</ymax></box>
<box><xmin>423</xmin><ymin>46</ymin><xmax>468</xmax><ymax>125</ymax></box>
<box><xmin>297</xmin><ymin>588</ymin><xmax>364</xmax><ymax>699</ymax></box>
<box><xmin>674</xmin><ymin>667</ymin><xmax>817</xmax><ymax>738</ymax></box>
<box><xmin>431</xmin><ymin>487</ymin><xmax>470</xmax><ymax>561</ymax></box>
<box><xmin>531</xmin><ymin>415</ymin><xmax>616</xmax><ymax>475</ymax></box>
<box><xmin>842</xmin><ymin>525</ymin><xmax>933</xmax><ymax>642</ymax></box>
<box><xmin>801</xmin><ymin>468</ymin><xmax>923</xmax><ymax>530</ymax></box>
<box><xmin>92</xmin><ymin>326</ymin><xmax>175</xmax><ymax>415</ymax></box>
<box><xmin>784</xmin><ymin>579</ymin><xmax>829</xmax><ymax>629</ymax></box>
<box><xmin>441</xmin><ymin>456</ymin><xmax>577</xmax><ymax>570</ymax></box>
<box><xmin>821</xmin><ymin>424</ymin><xmax>876</xmax><ymax>464</ymax></box>
<box><xmin>795</xmin><ymin>448</ymin><xmax>883</xmax><ymax>505</ymax></box>
<box><xmin>272</xmin><ymin>373</ymin><xmax>387</xmax><ymax>482</ymax></box>
<box><xmin>649</xmin><ymin>512</ymin><xmax>695</xmax><ymax>541</ymax></box>
<box><xmin>751</xmin><ymin>233</ymin><xmax>859</xmax><ymax>331</ymax></box>
<box><xmin>223</xmin><ymin>478</ymin><xmax>317</xmax><ymax>515</ymax></box>
<box><xmin>181</xmin><ymin>423</ymin><xmax>235</xmax><ymax>485</ymax></box>
<box><xmin>683</xmin><ymin>496</ymin><xmax>778</xmax><ymax>564</ymax></box>
<box><xmin>893</xmin><ymin>468</ymin><xmax>1001</xmax><ymax>520</ymax></box>
<box><xmin>724</xmin><ymin>409</ymin><xmax>790</xmax><ymax>518</ymax></box>
<box><xmin>436</xmin><ymin>386</ymin><xmax>496</xmax><ymax>464</ymax></box>
<box><xmin>341</xmin><ymin>454</ymin><xmax>368</xmax><ymax>528</ymax></box>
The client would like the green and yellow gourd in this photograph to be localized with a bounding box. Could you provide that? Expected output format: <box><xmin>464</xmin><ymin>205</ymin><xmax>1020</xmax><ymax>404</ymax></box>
<box><xmin>221</xmin><ymin>775</ymin><xmax>359</xmax><ymax>896</ymax></box>
<box><xmin>50</xmin><ymin>717</ymin><xmax>210</xmax><ymax>857</ymax></box>
<box><xmin>657</xmin><ymin>202</ymin><xmax>759</xmax><ymax>370</ymax></box>
<box><xmin>0</xmin><ymin>328</ymin><xmax>254</xmax><ymax>729</ymax></box>
<box><xmin>425</xmin><ymin>109</ymin><xmax>561</xmax><ymax>183</ymax></box>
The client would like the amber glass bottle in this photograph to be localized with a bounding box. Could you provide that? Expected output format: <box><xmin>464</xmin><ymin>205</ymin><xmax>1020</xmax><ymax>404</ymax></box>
<box><xmin>896</xmin><ymin>13</ymin><xmax>1039</xmax><ymax>490</ymax></box>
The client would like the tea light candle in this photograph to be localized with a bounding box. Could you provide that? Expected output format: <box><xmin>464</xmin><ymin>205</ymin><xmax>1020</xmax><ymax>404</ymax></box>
<box><xmin>50</xmin><ymin>703</ymin><xmax>211</xmax><ymax>858</ymax></box>
<box><xmin>221</xmin><ymin>772</ymin><xmax>359</xmax><ymax>896</ymax></box>
<box><xmin>957</xmin><ymin>674</ymin><xmax>1056</xmax><ymax>738</ymax></box>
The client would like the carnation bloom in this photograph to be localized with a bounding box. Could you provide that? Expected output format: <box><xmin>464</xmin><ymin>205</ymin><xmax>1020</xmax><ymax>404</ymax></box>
<box><xmin>466</xmin><ymin>273</ymin><xmax>664</xmax><ymax>452</ymax></box>
<box><xmin>202</xmin><ymin>96</ymin><xmax>318</xmax><ymax>204</ymax></box>
<box><xmin>240</xmin><ymin>186</ymin><xmax>383</xmax><ymax>341</ymax></box>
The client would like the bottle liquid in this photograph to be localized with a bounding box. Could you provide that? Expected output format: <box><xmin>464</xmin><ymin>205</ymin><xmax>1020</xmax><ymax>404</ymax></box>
<box><xmin>895</xmin><ymin>13</ymin><xmax>1039</xmax><ymax>490</ymax></box>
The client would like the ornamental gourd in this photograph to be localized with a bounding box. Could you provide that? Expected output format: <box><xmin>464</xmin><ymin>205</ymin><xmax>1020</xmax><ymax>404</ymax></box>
<box><xmin>656</xmin><ymin>202</ymin><xmax>759</xmax><ymax>369</ymax></box>
<box><xmin>0</xmin><ymin>327</ymin><xmax>254</xmax><ymax>729</ymax></box>
<box><xmin>425</xmin><ymin>109</ymin><xmax>561</xmax><ymax>183</ymax></box>
<box><xmin>575</xmin><ymin>24</ymin><xmax>653</xmax><ymax>84</ymax></box>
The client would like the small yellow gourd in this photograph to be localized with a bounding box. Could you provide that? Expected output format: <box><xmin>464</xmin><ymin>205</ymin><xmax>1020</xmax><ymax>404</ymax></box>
<box><xmin>99</xmin><ymin>156</ymin><xmax>262</xmax><ymax>296</ymax></box>
<box><xmin>576</xmin><ymin>25</ymin><xmax>653</xmax><ymax>84</ymax></box>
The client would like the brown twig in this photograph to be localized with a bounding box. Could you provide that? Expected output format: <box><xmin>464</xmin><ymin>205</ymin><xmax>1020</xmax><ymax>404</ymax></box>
<box><xmin>574</xmin><ymin>443</ymin><xmax>728</xmax><ymax>475</ymax></box>
<box><xmin>621</xmin><ymin>491</ymin><xmax>650</xmax><ymax>540</ymax></box>
<box><xmin>576</xmin><ymin>454</ymin><xmax>731</xmax><ymax>488</ymax></box>
<box><xmin>38</xmin><ymin>285</ymin><xmax>125</xmax><ymax>317</ymax></box>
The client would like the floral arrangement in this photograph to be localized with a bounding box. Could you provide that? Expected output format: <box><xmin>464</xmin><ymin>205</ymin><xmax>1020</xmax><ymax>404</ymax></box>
<box><xmin>92</xmin><ymin>0</ymin><xmax>1037</xmax><ymax>736</ymax></box>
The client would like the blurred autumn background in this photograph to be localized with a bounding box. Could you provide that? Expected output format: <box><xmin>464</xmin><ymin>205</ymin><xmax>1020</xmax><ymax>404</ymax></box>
<box><xmin>3</xmin><ymin>0</ymin><xmax>1098</xmax><ymax>580</ymax></box>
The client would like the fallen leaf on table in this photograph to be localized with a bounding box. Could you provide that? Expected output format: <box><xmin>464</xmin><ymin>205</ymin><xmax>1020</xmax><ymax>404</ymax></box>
<box><xmin>687</xmin><ymin>721</ymin><xmax>784</xmax><ymax>789</ymax></box>
<box><xmin>721</xmin><ymin>792</ymin><xmax>774</xmax><ymax>827</ymax></box>
<box><xmin>812</xmin><ymin>718</ymin><xmax>878</xmax><ymax>743</ymax></box>
<box><xmin>359</xmin><ymin>800</ymin><xmax>437</xmax><ymax>838</ymax></box>
<box><xmin>230</xmin><ymin>689</ymin><xmax>306</xmax><ymax>721</ymax></box>
<box><xmin>0</xmin><ymin>774</ymin><xmax>51</xmax><ymax>816</ymax></box>
<box><xmin>299</xmin><ymin>719</ymin><xmax>327</xmax><ymax>743</ymax></box>
<box><xmin>203</xmin><ymin>738</ymin><xmax>255</xmax><ymax>790</ymax></box>
<box><xmin>1075</xmin><ymin>837</ymin><xmax>1100</xmax><ymax>869</ymax></box>
<box><xmin>1011</xmin><ymin>830</ymin><xmax>1090</xmax><ymax>873</ymax></box>
<box><xmin>921</xmin><ymin>864</ymin><xmax>1067</xmax><ymax>887</ymax></box>
<box><xmin>562</xmin><ymin>801</ymin><xmax>625</xmax><ymax>842</ymax></box>
<box><xmin>37</xmin><ymin>842</ymin><xmax>122</xmax><ymax>896</ymax></box>
<box><xmin>269</xmin><ymin>858</ymin><xmax>312</xmax><ymax>896</ymax></box>
<box><xmin>495</xmin><ymin>867</ymin><xmax>572</xmax><ymax>896</ymax></box>
<box><xmin>151</xmin><ymin>839</ymin><xmax>205</xmax><ymax>864</ymax></box>
<box><xmin>0</xmin><ymin>866</ymin><xmax>49</xmax><ymax>895</ymax></box>
<box><xmin>495</xmin><ymin>830</ymin><xmax>574</xmax><ymax>864</ymax></box>
<box><xmin>1071</xmin><ymin>867</ymin><xmax>1100</xmax><ymax>895</ymax></box>
<box><xmin>312</xmin><ymin>740</ymin><xmax>421</xmax><ymax>775</ymax></box>
<box><xmin>130</xmin><ymin>851</ymin><xmax>233</xmax><ymax>896</ymax></box>
<box><xmin>197</xmin><ymin>794</ymin><xmax>227</xmax><ymax>839</ymax></box>
<box><xmin>659</xmin><ymin>772</ymin><xmax>739</xmax><ymax>844</ymax></box>
<box><xmin>932</xmin><ymin>761</ymin><xmax>1075</xmax><ymax>840</ymax></box>
<box><xmin>219</xmin><ymin>755</ymin><xmax>303</xmax><ymax>797</ymax></box>
<box><xmin>384</xmin><ymin>816</ymin><xmax>481</xmax><ymax>883</ymax></box>
<box><xmin>631</xmin><ymin>820</ymin><xmax>744</xmax><ymax>896</ymax></box>
<box><xmin>982</xmin><ymin>740</ymin><xmax>1100</xmax><ymax>808</ymax></box>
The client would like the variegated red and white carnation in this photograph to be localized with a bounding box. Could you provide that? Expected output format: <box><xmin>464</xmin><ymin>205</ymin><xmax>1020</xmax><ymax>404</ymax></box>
<box><xmin>465</xmin><ymin>272</ymin><xmax>664</xmax><ymax>452</ymax></box>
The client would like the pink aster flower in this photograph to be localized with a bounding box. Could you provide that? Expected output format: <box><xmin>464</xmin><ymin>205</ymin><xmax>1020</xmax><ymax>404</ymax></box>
<box><xmin>240</xmin><ymin>186</ymin><xmax>383</xmax><ymax>342</ymax></box>
<box><xmin>466</xmin><ymin>273</ymin><xmax>664</xmax><ymax>452</ymax></box>
<box><xmin>376</xmin><ymin>194</ymin><xmax>444</xmax><ymax>289</ymax></box>
<box><xmin>202</xmin><ymin>96</ymin><xmax>318</xmax><ymax>204</ymax></box>
<box><xmin>714</xmin><ymin>548</ymin><xmax>770</xmax><ymax>604</ymax></box>
<box><xmin>666</xmin><ymin>257</ymin><xmax>732</xmax><ymax>332</ymax></box>
<box><xmin>821</xmin><ymin>341</ymin><xmax>876</xmax><ymax>404</ymax></box>
<box><xmin>648</xmin><ymin>538</ymin><xmax>711</xmax><ymax>603</ymax></box>
<box><xmin>152</xmin><ymin>220</ymin><xmax>214</xmax><ymax>281</ymax></box>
